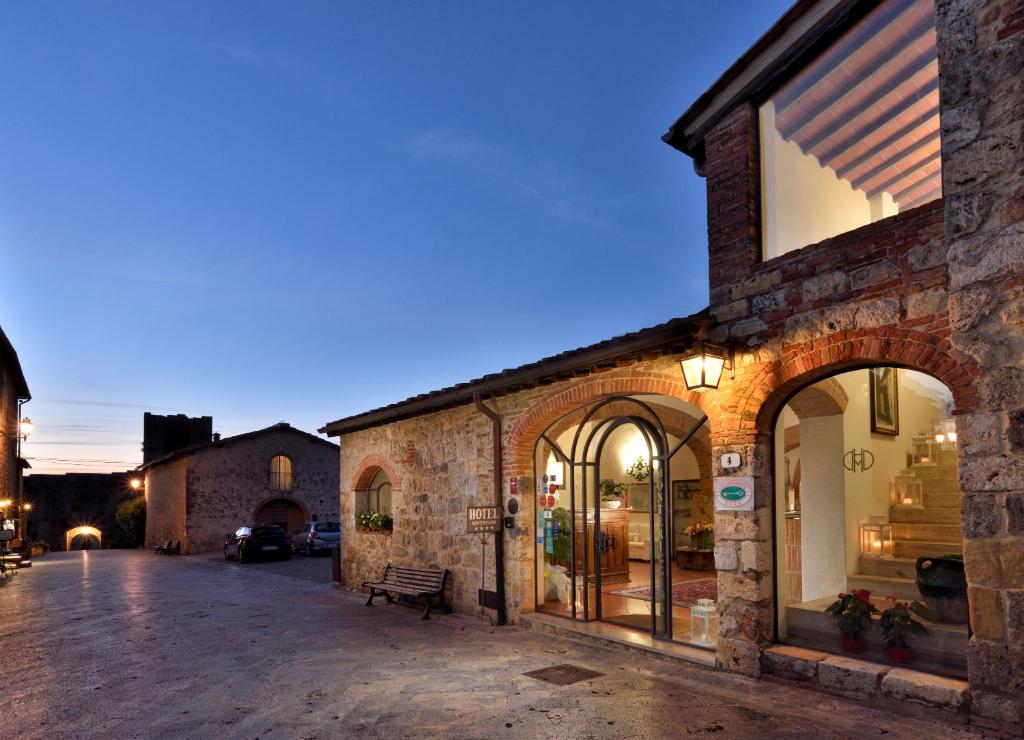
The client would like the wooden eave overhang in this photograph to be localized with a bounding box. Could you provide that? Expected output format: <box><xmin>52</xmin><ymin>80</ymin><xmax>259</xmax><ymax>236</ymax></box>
<box><xmin>662</xmin><ymin>0</ymin><xmax>878</xmax><ymax>163</ymax></box>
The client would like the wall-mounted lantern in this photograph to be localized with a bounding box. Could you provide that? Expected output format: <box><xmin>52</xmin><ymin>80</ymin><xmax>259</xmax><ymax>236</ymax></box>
<box><xmin>680</xmin><ymin>345</ymin><xmax>727</xmax><ymax>391</ymax></box>
<box><xmin>859</xmin><ymin>516</ymin><xmax>894</xmax><ymax>558</ymax></box>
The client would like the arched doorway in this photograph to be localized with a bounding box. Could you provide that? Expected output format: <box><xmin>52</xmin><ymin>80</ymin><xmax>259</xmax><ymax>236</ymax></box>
<box><xmin>66</xmin><ymin>526</ymin><xmax>102</xmax><ymax>551</ymax></box>
<box><xmin>254</xmin><ymin>498</ymin><xmax>307</xmax><ymax>536</ymax></box>
<box><xmin>533</xmin><ymin>394</ymin><xmax>713</xmax><ymax>645</ymax></box>
<box><xmin>772</xmin><ymin>366</ymin><xmax>967</xmax><ymax>678</ymax></box>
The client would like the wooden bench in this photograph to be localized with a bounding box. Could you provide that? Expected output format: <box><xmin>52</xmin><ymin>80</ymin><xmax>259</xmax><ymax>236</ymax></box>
<box><xmin>363</xmin><ymin>564</ymin><xmax>450</xmax><ymax>620</ymax></box>
<box><xmin>154</xmin><ymin>540</ymin><xmax>181</xmax><ymax>555</ymax></box>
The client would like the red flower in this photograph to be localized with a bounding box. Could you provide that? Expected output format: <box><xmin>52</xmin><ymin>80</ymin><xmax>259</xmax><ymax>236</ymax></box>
<box><xmin>853</xmin><ymin>589</ymin><xmax>872</xmax><ymax>604</ymax></box>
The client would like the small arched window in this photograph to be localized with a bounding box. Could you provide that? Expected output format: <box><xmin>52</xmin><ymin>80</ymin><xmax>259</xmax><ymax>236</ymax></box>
<box><xmin>269</xmin><ymin>455</ymin><xmax>293</xmax><ymax>491</ymax></box>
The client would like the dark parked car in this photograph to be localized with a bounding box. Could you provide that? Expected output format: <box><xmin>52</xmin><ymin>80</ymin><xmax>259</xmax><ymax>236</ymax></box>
<box><xmin>224</xmin><ymin>526</ymin><xmax>292</xmax><ymax>563</ymax></box>
<box><xmin>291</xmin><ymin>521</ymin><xmax>341</xmax><ymax>556</ymax></box>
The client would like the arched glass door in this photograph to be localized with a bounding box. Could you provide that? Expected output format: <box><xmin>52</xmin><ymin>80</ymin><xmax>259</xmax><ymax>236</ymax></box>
<box><xmin>535</xmin><ymin>396</ymin><xmax>707</xmax><ymax>641</ymax></box>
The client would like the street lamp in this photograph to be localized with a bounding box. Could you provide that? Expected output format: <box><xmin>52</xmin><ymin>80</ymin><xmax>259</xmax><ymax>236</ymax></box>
<box><xmin>130</xmin><ymin>478</ymin><xmax>143</xmax><ymax>491</ymax></box>
<box><xmin>18</xmin><ymin>418</ymin><xmax>33</xmax><ymax>440</ymax></box>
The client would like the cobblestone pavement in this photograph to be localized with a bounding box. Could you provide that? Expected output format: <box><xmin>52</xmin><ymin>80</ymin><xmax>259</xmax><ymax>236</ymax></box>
<box><xmin>0</xmin><ymin>551</ymin><xmax>980</xmax><ymax>740</ymax></box>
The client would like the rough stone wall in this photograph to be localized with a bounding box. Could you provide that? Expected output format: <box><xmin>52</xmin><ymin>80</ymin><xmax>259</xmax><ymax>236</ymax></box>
<box><xmin>185</xmin><ymin>429</ymin><xmax>339</xmax><ymax>553</ymax></box>
<box><xmin>339</xmin><ymin>402</ymin><xmax>503</xmax><ymax>616</ymax></box>
<box><xmin>937</xmin><ymin>0</ymin><xmax>1024</xmax><ymax>731</ymax></box>
<box><xmin>699</xmin><ymin>101</ymin><xmax>980</xmax><ymax>676</ymax></box>
<box><xmin>145</xmin><ymin>458</ymin><xmax>188</xmax><ymax>549</ymax></box>
<box><xmin>338</xmin><ymin>357</ymin><xmax>718</xmax><ymax>622</ymax></box>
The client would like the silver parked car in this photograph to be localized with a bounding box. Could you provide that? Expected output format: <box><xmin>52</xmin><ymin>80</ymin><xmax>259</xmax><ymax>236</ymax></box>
<box><xmin>291</xmin><ymin>521</ymin><xmax>341</xmax><ymax>556</ymax></box>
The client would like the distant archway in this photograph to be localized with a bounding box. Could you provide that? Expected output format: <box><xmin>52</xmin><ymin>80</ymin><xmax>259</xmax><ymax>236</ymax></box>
<box><xmin>66</xmin><ymin>526</ymin><xmax>102</xmax><ymax>551</ymax></box>
<box><xmin>254</xmin><ymin>497</ymin><xmax>307</xmax><ymax>535</ymax></box>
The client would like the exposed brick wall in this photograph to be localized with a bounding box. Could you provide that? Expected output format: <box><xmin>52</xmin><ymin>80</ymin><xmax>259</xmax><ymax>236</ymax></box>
<box><xmin>938</xmin><ymin>0</ymin><xmax>1024</xmax><ymax>731</ymax></box>
<box><xmin>705</xmin><ymin>103</ymin><xmax>761</xmax><ymax>301</ymax></box>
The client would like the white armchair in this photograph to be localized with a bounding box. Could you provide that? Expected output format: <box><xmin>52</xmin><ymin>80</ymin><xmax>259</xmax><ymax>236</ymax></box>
<box><xmin>628</xmin><ymin>523</ymin><xmax>651</xmax><ymax>561</ymax></box>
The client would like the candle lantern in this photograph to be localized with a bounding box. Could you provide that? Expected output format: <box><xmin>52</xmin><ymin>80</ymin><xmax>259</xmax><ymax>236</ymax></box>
<box><xmin>890</xmin><ymin>470</ymin><xmax>923</xmax><ymax>507</ymax></box>
<box><xmin>859</xmin><ymin>516</ymin><xmax>894</xmax><ymax>558</ymax></box>
<box><xmin>690</xmin><ymin>598</ymin><xmax>718</xmax><ymax>646</ymax></box>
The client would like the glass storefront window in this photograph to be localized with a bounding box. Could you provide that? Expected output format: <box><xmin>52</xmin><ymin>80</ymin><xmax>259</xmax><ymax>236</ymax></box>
<box><xmin>760</xmin><ymin>0</ymin><xmax>940</xmax><ymax>259</ymax></box>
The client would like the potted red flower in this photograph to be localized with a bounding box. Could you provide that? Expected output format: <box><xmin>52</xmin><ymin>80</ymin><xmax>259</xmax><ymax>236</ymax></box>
<box><xmin>879</xmin><ymin>596</ymin><xmax>931</xmax><ymax>663</ymax></box>
<box><xmin>825</xmin><ymin>589</ymin><xmax>877</xmax><ymax>653</ymax></box>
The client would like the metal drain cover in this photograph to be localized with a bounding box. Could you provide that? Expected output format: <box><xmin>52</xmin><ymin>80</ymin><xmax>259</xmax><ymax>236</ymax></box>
<box><xmin>523</xmin><ymin>664</ymin><xmax>604</xmax><ymax>685</ymax></box>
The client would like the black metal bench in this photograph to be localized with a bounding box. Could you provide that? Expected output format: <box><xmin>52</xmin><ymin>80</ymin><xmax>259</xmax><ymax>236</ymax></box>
<box><xmin>363</xmin><ymin>563</ymin><xmax>450</xmax><ymax>619</ymax></box>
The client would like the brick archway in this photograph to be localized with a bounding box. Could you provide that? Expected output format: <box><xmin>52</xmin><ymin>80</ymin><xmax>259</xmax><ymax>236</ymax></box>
<box><xmin>732</xmin><ymin>328</ymin><xmax>979</xmax><ymax>438</ymax></box>
<box><xmin>506</xmin><ymin>367</ymin><xmax>719</xmax><ymax>478</ymax></box>
<box><xmin>540</xmin><ymin>398</ymin><xmax>714</xmax><ymax>511</ymax></box>
<box><xmin>350</xmin><ymin>455</ymin><xmax>402</xmax><ymax>493</ymax></box>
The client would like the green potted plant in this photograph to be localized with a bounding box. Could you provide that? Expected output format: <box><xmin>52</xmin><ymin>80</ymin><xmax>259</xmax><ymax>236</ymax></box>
<box><xmin>825</xmin><ymin>589</ymin><xmax>877</xmax><ymax>653</ymax></box>
<box><xmin>879</xmin><ymin>596</ymin><xmax>931</xmax><ymax>663</ymax></box>
<box><xmin>549</xmin><ymin>506</ymin><xmax>572</xmax><ymax>566</ymax></box>
<box><xmin>599</xmin><ymin>480</ymin><xmax>627</xmax><ymax>510</ymax></box>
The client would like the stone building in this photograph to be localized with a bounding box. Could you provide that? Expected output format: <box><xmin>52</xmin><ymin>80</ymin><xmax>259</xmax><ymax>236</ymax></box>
<box><xmin>142</xmin><ymin>422</ymin><xmax>339</xmax><ymax>554</ymax></box>
<box><xmin>321</xmin><ymin>0</ymin><xmax>1023</xmax><ymax>731</ymax></box>
<box><xmin>0</xmin><ymin>325</ymin><xmax>31</xmax><ymax>540</ymax></box>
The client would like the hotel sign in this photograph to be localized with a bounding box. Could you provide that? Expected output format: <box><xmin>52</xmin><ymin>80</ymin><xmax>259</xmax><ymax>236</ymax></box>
<box><xmin>714</xmin><ymin>477</ymin><xmax>754</xmax><ymax>511</ymax></box>
<box><xmin>466</xmin><ymin>505</ymin><xmax>502</xmax><ymax>534</ymax></box>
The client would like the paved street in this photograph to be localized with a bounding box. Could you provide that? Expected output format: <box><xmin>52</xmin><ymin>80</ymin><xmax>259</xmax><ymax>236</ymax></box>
<box><xmin>0</xmin><ymin>551</ymin><xmax>979</xmax><ymax>740</ymax></box>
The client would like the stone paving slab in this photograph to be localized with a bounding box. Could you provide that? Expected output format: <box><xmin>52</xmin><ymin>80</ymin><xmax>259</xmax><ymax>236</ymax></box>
<box><xmin>0</xmin><ymin>551</ymin><xmax>981</xmax><ymax>739</ymax></box>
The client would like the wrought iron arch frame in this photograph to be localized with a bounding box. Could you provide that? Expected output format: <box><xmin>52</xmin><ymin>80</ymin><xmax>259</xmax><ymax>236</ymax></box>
<box><xmin>533</xmin><ymin>394</ymin><xmax>707</xmax><ymax>640</ymax></box>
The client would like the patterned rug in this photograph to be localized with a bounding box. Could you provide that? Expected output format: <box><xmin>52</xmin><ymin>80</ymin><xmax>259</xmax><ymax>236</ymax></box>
<box><xmin>608</xmin><ymin>577</ymin><xmax>718</xmax><ymax>608</ymax></box>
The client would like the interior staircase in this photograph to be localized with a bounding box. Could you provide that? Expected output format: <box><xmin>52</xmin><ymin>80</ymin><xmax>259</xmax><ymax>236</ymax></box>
<box><xmin>849</xmin><ymin>449</ymin><xmax>962</xmax><ymax>600</ymax></box>
<box><xmin>785</xmin><ymin>448</ymin><xmax>968</xmax><ymax>678</ymax></box>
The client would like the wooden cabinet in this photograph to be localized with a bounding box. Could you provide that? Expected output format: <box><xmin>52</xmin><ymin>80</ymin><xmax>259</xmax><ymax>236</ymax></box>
<box><xmin>573</xmin><ymin>508</ymin><xmax>630</xmax><ymax>584</ymax></box>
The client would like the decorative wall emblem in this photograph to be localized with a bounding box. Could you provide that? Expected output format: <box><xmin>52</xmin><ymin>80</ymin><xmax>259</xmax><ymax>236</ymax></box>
<box><xmin>843</xmin><ymin>448</ymin><xmax>875</xmax><ymax>472</ymax></box>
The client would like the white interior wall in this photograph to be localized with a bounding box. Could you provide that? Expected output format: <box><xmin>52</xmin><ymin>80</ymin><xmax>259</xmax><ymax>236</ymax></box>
<box><xmin>760</xmin><ymin>101</ymin><xmax>894</xmax><ymax>260</ymax></box>
<box><xmin>798</xmin><ymin>415</ymin><xmax>848</xmax><ymax>600</ymax></box>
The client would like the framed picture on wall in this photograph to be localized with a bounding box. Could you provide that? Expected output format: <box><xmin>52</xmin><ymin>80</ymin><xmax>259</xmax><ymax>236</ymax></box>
<box><xmin>870</xmin><ymin>367</ymin><xmax>900</xmax><ymax>435</ymax></box>
<box><xmin>672</xmin><ymin>480</ymin><xmax>697</xmax><ymax>500</ymax></box>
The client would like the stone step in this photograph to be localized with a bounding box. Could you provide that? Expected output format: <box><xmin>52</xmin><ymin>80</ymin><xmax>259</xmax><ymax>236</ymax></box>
<box><xmin>858</xmin><ymin>556</ymin><xmax>919</xmax><ymax>579</ymax></box>
<box><xmin>911</xmin><ymin>464</ymin><xmax>958</xmax><ymax>480</ymax></box>
<box><xmin>924</xmin><ymin>492</ymin><xmax>961</xmax><ymax>508</ymax></box>
<box><xmin>922</xmin><ymin>478</ymin><xmax>960</xmax><ymax>494</ymax></box>
<box><xmin>846</xmin><ymin>573</ymin><xmax>920</xmax><ymax>601</ymax></box>
<box><xmin>889</xmin><ymin>506</ymin><xmax>961</xmax><ymax>524</ymax></box>
<box><xmin>891</xmin><ymin>523</ymin><xmax>963</xmax><ymax>542</ymax></box>
<box><xmin>894</xmin><ymin>539</ymin><xmax>963</xmax><ymax>559</ymax></box>
<box><xmin>784</xmin><ymin>597</ymin><xmax>967</xmax><ymax>678</ymax></box>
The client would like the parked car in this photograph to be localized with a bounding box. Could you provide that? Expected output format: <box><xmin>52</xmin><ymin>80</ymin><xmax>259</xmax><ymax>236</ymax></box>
<box><xmin>224</xmin><ymin>526</ymin><xmax>292</xmax><ymax>563</ymax></box>
<box><xmin>291</xmin><ymin>521</ymin><xmax>341</xmax><ymax>556</ymax></box>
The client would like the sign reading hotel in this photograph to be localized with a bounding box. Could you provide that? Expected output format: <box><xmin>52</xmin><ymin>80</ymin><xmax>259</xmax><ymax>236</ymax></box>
<box><xmin>713</xmin><ymin>476</ymin><xmax>754</xmax><ymax>511</ymax></box>
<box><xmin>466</xmin><ymin>505</ymin><xmax>502</xmax><ymax>534</ymax></box>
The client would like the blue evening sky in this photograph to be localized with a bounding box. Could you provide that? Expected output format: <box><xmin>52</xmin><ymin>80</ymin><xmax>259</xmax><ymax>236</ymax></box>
<box><xmin>1</xmin><ymin>1</ymin><xmax>791</xmax><ymax>473</ymax></box>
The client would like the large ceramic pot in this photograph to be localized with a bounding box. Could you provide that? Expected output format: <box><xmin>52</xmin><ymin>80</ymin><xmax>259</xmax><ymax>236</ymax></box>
<box><xmin>916</xmin><ymin>555</ymin><xmax>968</xmax><ymax>624</ymax></box>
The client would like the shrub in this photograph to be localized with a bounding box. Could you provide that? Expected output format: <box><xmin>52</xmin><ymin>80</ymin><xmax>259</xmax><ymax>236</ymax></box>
<box><xmin>113</xmin><ymin>495</ymin><xmax>146</xmax><ymax>548</ymax></box>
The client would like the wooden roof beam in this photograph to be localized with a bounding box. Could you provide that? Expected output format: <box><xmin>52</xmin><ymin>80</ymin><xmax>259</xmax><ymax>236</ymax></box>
<box><xmin>777</xmin><ymin>21</ymin><xmax>935</xmax><ymax>141</ymax></box>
